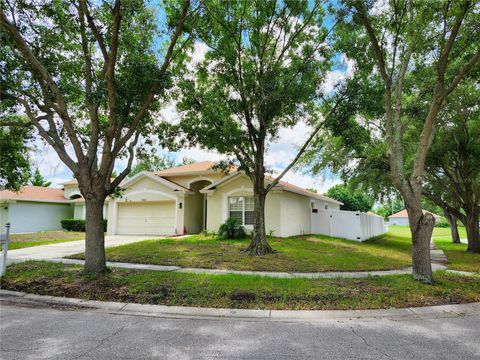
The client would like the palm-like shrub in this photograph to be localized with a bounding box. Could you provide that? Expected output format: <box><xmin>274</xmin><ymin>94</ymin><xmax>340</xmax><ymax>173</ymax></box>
<box><xmin>219</xmin><ymin>218</ymin><xmax>247</xmax><ymax>239</ymax></box>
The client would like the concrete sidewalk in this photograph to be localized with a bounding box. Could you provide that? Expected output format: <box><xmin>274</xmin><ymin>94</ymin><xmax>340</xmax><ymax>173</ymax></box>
<box><xmin>17</xmin><ymin>257</ymin><xmax>454</xmax><ymax>278</ymax></box>
<box><xmin>6</xmin><ymin>235</ymin><xmax>167</xmax><ymax>263</ymax></box>
<box><xmin>7</xmin><ymin>236</ymin><xmax>470</xmax><ymax>280</ymax></box>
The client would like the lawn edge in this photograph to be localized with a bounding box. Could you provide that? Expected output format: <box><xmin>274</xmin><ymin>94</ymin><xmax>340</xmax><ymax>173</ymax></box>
<box><xmin>2</xmin><ymin>290</ymin><xmax>479</xmax><ymax>322</ymax></box>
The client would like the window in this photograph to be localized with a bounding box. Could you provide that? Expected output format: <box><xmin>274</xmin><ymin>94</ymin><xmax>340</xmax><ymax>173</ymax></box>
<box><xmin>324</xmin><ymin>203</ymin><xmax>329</xmax><ymax>210</ymax></box>
<box><xmin>229</xmin><ymin>196</ymin><xmax>254</xmax><ymax>225</ymax></box>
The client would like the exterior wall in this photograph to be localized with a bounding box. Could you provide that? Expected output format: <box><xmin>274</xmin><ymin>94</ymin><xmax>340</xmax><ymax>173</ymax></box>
<box><xmin>280</xmin><ymin>191</ymin><xmax>311</xmax><ymax>237</ymax></box>
<box><xmin>205</xmin><ymin>175</ymin><xmax>283</xmax><ymax>237</ymax></box>
<box><xmin>184</xmin><ymin>193</ymin><xmax>204</xmax><ymax>234</ymax></box>
<box><xmin>73</xmin><ymin>203</ymin><xmax>85</xmax><ymax>219</ymax></box>
<box><xmin>388</xmin><ymin>218</ymin><xmax>409</xmax><ymax>226</ymax></box>
<box><xmin>311</xmin><ymin>198</ymin><xmax>340</xmax><ymax>211</ymax></box>
<box><xmin>205</xmin><ymin>176</ymin><xmax>254</xmax><ymax>233</ymax></box>
<box><xmin>4</xmin><ymin>201</ymin><xmax>73</xmax><ymax>233</ymax></box>
<box><xmin>183</xmin><ymin>181</ymin><xmax>211</xmax><ymax>234</ymax></box>
<box><xmin>73</xmin><ymin>203</ymin><xmax>108</xmax><ymax>220</ymax></box>
<box><xmin>106</xmin><ymin>175</ymin><xmax>183</xmax><ymax>235</ymax></box>
<box><xmin>0</xmin><ymin>205</ymin><xmax>8</xmax><ymax>230</ymax></box>
<box><xmin>163</xmin><ymin>173</ymin><xmax>224</xmax><ymax>189</ymax></box>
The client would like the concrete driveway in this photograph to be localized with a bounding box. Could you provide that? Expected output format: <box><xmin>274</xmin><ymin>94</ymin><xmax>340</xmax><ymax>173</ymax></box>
<box><xmin>6</xmin><ymin>235</ymin><xmax>166</xmax><ymax>264</ymax></box>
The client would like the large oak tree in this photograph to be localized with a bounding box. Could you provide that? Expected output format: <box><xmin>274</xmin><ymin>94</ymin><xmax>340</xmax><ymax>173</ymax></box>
<box><xmin>334</xmin><ymin>0</ymin><xmax>479</xmax><ymax>283</ymax></box>
<box><xmin>0</xmin><ymin>0</ymin><xmax>191</xmax><ymax>274</ymax></box>
<box><xmin>177</xmin><ymin>0</ymin><xmax>340</xmax><ymax>255</ymax></box>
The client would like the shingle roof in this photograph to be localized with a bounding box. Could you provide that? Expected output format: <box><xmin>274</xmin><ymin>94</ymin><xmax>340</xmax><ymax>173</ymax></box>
<box><xmin>0</xmin><ymin>186</ymin><xmax>68</xmax><ymax>203</ymax></box>
<box><xmin>264</xmin><ymin>175</ymin><xmax>342</xmax><ymax>204</ymax></box>
<box><xmin>62</xmin><ymin>179</ymin><xmax>78</xmax><ymax>185</ymax></box>
<box><xmin>154</xmin><ymin>160</ymin><xmax>217</xmax><ymax>176</ymax></box>
<box><xmin>389</xmin><ymin>209</ymin><xmax>439</xmax><ymax>218</ymax></box>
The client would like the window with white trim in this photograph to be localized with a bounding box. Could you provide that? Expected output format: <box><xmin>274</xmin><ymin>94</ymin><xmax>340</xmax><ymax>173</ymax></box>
<box><xmin>229</xmin><ymin>196</ymin><xmax>254</xmax><ymax>225</ymax></box>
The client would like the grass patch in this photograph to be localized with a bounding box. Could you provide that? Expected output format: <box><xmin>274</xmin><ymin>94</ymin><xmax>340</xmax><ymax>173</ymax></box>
<box><xmin>8</xmin><ymin>231</ymin><xmax>84</xmax><ymax>250</ymax></box>
<box><xmin>2</xmin><ymin>261</ymin><xmax>479</xmax><ymax>310</ymax></box>
<box><xmin>70</xmin><ymin>233</ymin><xmax>413</xmax><ymax>272</ymax></box>
<box><xmin>388</xmin><ymin>226</ymin><xmax>479</xmax><ymax>273</ymax></box>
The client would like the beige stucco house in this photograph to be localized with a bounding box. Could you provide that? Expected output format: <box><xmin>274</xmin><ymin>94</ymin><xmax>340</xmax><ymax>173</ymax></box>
<box><xmin>2</xmin><ymin>161</ymin><xmax>386</xmax><ymax>240</ymax></box>
<box><xmin>71</xmin><ymin>161</ymin><xmax>341</xmax><ymax>237</ymax></box>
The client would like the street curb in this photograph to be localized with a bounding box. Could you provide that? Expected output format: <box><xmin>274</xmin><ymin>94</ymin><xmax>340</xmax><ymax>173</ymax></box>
<box><xmin>1</xmin><ymin>290</ymin><xmax>479</xmax><ymax>322</ymax></box>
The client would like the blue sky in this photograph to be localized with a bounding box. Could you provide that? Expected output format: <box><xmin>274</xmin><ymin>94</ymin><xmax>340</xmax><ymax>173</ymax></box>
<box><xmin>34</xmin><ymin>1</ymin><xmax>345</xmax><ymax>193</ymax></box>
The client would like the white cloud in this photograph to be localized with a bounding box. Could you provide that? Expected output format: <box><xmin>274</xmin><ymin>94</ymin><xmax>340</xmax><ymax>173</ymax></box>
<box><xmin>321</xmin><ymin>54</ymin><xmax>355</xmax><ymax>93</ymax></box>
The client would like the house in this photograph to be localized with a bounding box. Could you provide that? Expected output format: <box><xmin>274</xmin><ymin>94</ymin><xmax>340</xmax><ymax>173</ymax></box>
<box><xmin>99</xmin><ymin>161</ymin><xmax>343</xmax><ymax>237</ymax></box>
<box><xmin>0</xmin><ymin>186</ymin><xmax>73</xmax><ymax>233</ymax></box>
<box><xmin>62</xmin><ymin>179</ymin><xmax>109</xmax><ymax>219</ymax></box>
<box><xmin>0</xmin><ymin>161</ymin><xmax>386</xmax><ymax>240</ymax></box>
<box><xmin>388</xmin><ymin>209</ymin><xmax>441</xmax><ymax>226</ymax></box>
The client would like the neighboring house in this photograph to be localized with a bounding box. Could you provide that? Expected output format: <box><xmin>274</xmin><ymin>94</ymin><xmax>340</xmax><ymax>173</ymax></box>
<box><xmin>388</xmin><ymin>209</ymin><xmax>441</xmax><ymax>226</ymax></box>
<box><xmin>76</xmin><ymin>160</ymin><xmax>343</xmax><ymax>237</ymax></box>
<box><xmin>0</xmin><ymin>186</ymin><xmax>73</xmax><ymax>233</ymax></box>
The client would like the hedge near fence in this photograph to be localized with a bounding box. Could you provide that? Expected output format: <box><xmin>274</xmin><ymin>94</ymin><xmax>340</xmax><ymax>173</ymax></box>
<box><xmin>61</xmin><ymin>219</ymin><xmax>107</xmax><ymax>232</ymax></box>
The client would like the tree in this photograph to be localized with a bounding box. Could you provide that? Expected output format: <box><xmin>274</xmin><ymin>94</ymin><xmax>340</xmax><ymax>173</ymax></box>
<box><xmin>334</xmin><ymin>0</ymin><xmax>480</xmax><ymax>283</ymax></box>
<box><xmin>128</xmin><ymin>154</ymin><xmax>177</xmax><ymax>178</ymax></box>
<box><xmin>326</xmin><ymin>184</ymin><xmax>373</xmax><ymax>212</ymax></box>
<box><xmin>423</xmin><ymin>80</ymin><xmax>480</xmax><ymax>252</ymax></box>
<box><xmin>0</xmin><ymin>117</ymin><xmax>32</xmax><ymax>191</ymax></box>
<box><xmin>30</xmin><ymin>168</ymin><xmax>52</xmax><ymax>187</ymax></box>
<box><xmin>1</xmin><ymin>0</ymin><xmax>191</xmax><ymax>274</ymax></box>
<box><xmin>374</xmin><ymin>198</ymin><xmax>404</xmax><ymax>220</ymax></box>
<box><xmin>178</xmin><ymin>0</ymin><xmax>340</xmax><ymax>255</ymax></box>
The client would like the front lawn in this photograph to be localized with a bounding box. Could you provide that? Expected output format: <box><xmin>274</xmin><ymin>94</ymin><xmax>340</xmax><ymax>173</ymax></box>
<box><xmin>8</xmin><ymin>231</ymin><xmax>84</xmax><ymax>250</ymax></box>
<box><xmin>388</xmin><ymin>226</ymin><xmax>479</xmax><ymax>273</ymax></box>
<box><xmin>2</xmin><ymin>261</ymin><xmax>479</xmax><ymax>310</ymax></box>
<box><xmin>70</xmin><ymin>232</ymin><xmax>413</xmax><ymax>272</ymax></box>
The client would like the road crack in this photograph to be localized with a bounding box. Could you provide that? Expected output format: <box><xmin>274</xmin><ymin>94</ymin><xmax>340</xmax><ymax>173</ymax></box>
<box><xmin>349</xmin><ymin>325</ymin><xmax>393</xmax><ymax>360</ymax></box>
<box><xmin>70</xmin><ymin>319</ymin><xmax>141</xmax><ymax>359</ymax></box>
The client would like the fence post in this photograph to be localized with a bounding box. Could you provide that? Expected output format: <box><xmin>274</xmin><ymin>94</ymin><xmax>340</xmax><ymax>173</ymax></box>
<box><xmin>0</xmin><ymin>222</ymin><xmax>10</xmax><ymax>277</ymax></box>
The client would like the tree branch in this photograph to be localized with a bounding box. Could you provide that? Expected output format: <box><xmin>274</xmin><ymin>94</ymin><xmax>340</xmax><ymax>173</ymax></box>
<box><xmin>266</xmin><ymin>94</ymin><xmax>346</xmax><ymax>193</ymax></box>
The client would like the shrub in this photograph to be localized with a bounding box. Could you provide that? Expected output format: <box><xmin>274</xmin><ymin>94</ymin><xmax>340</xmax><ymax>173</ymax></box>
<box><xmin>61</xmin><ymin>219</ymin><xmax>107</xmax><ymax>232</ymax></box>
<box><xmin>218</xmin><ymin>218</ymin><xmax>247</xmax><ymax>239</ymax></box>
<box><xmin>434</xmin><ymin>218</ymin><xmax>450</xmax><ymax>228</ymax></box>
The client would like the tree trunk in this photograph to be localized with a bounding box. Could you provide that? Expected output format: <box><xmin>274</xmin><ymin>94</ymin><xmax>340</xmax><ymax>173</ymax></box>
<box><xmin>443</xmin><ymin>207</ymin><xmax>460</xmax><ymax>244</ymax></box>
<box><xmin>465</xmin><ymin>210</ymin><xmax>480</xmax><ymax>253</ymax></box>
<box><xmin>406</xmin><ymin>203</ymin><xmax>435</xmax><ymax>284</ymax></box>
<box><xmin>244</xmin><ymin>179</ymin><xmax>274</xmax><ymax>255</ymax></box>
<box><xmin>84</xmin><ymin>198</ymin><xmax>107</xmax><ymax>274</ymax></box>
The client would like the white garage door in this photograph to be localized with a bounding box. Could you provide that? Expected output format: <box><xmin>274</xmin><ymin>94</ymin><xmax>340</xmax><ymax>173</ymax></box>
<box><xmin>117</xmin><ymin>201</ymin><xmax>175</xmax><ymax>235</ymax></box>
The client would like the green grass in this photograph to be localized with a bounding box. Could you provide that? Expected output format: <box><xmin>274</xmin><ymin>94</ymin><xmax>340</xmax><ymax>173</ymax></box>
<box><xmin>388</xmin><ymin>226</ymin><xmax>479</xmax><ymax>273</ymax></box>
<box><xmin>70</xmin><ymin>231</ymin><xmax>414</xmax><ymax>272</ymax></box>
<box><xmin>2</xmin><ymin>261</ymin><xmax>479</xmax><ymax>310</ymax></box>
<box><xmin>7</xmin><ymin>231</ymin><xmax>84</xmax><ymax>250</ymax></box>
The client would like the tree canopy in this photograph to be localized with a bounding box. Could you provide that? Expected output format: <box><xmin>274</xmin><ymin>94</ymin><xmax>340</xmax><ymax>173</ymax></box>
<box><xmin>177</xmin><ymin>0</ymin><xmax>337</xmax><ymax>254</ymax></box>
<box><xmin>326</xmin><ymin>184</ymin><xmax>374</xmax><ymax>212</ymax></box>
<box><xmin>0</xmin><ymin>0</ymin><xmax>191</xmax><ymax>274</ymax></box>
<box><xmin>0</xmin><ymin>119</ymin><xmax>32</xmax><ymax>191</ymax></box>
<box><xmin>30</xmin><ymin>168</ymin><xmax>52</xmax><ymax>187</ymax></box>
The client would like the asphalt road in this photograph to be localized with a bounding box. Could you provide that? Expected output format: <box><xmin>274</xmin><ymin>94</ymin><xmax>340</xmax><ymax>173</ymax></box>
<box><xmin>1</xmin><ymin>301</ymin><xmax>479</xmax><ymax>360</ymax></box>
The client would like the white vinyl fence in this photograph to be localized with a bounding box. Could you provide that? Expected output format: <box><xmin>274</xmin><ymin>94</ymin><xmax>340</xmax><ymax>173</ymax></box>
<box><xmin>311</xmin><ymin>210</ymin><xmax>387</xmax><ymax>242</ymax></box>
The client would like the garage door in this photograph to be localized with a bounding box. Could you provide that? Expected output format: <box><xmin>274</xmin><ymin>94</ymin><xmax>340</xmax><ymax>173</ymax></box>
<box><xmin>117</xmin><ymin>201</ymin><xmax>175</xmax><ymax>235</ymax></box>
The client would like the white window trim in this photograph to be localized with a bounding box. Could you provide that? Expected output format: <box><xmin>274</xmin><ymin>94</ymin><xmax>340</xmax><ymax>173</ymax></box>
<box><xmin>227</xmin><ymin>195</ymin><xmax>254</xmax><ymax>229</ymax></box>
<box><xmin>221</xmin><ymin>187</ymin><xmax>253</xmax><ymax>223</ymax></box>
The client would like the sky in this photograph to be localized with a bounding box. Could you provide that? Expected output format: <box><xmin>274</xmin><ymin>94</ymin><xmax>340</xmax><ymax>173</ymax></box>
<box><xmin>33</xmin><ymin>1</ymin><xmax>349</xmax><ymax>194</ymax></box>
